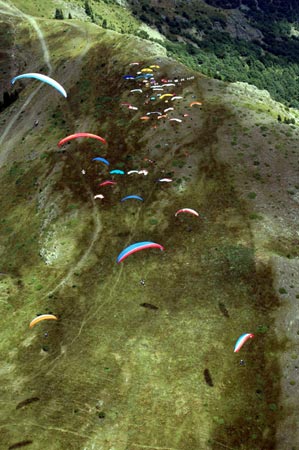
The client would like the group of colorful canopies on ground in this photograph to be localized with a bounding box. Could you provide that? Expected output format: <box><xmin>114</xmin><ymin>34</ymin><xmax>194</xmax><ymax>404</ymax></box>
<box><xmin>122</xmin><ymin>63</ymin><xmax>202</xmax><ymax>126</ymax></box>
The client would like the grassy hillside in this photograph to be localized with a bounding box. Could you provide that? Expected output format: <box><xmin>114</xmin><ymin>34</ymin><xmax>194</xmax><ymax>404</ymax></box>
<box><xmin>1</xmin><ymin>2</ymin><xmax>299</xmax><ymax>450</ymax></box>
<box><xmin>8</xmin><ymin>0</ymin><xmax>142</xmax><ymax>34</ymax></box>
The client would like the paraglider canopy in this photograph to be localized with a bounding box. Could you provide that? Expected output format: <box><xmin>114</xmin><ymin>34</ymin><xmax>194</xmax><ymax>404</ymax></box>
<box><xmin>92</xmin><ymin>157</ymin><xmax>110</xmax><ymax>166</ymax></box>
<box><xmin>58</xmin><ymin>133</ymin><xmax>107</xmax><ymax>147</ymax></box>
<box><xmin>234</xmin><ymin>333</ymin><xmax>254</xmax><ymax>352</ymax></box>
<box><xmin>175</xmin><ymin>208</ymin><xmax>199</xmax><ymax>217</ymax></box>
<box><xmin>99</xmin><ymin>180</ymin><xmax>117</xmax><ymax>187</ymax></box>
<box><xmin>160</xmin><ymin>93</ymin><xmax>174</xmax><ymax>100</ymax></box>
<box><xmin>169</xmin><ymin>118</ymin><xmax>182</xmax><ymax>123</ymax></box>
<box><xmin>117</xmin><ymin>241</ymin><xmax>164</xmax><ymax>263</ymax></box>
<box><xmin>110</xmin><ymin>169</ymin><xmax>125</xmax><ymax>175</ymax></box>
<box><xmin>121</xmin><ymin>195</ymin><xmax>144</xmax><ymax>202</ymax></box>
<box><xmin>29</xmin><ymin>314</ymin><xmax>58</xmax><ymax>328</ymax></box>
<box><xmin>11</xmin><ymin>73</ymin><xmax>67</xmax><ymax>98</ymax></box>
<box><xmin>157</xmin><ymin>178</ymin><xmax>172</xmax><ymax>182</ymax></box>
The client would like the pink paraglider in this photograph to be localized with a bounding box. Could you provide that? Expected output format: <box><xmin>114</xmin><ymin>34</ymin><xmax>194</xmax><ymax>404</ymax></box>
<box><xmin>175</xmin><ymin>208</ymin><xmax>199</xmax><ymax>217</ymax></box>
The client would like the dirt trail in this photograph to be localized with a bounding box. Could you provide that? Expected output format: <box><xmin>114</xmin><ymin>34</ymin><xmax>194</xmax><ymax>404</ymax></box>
<box><xmin>0</xmin><ymin>0</ymin><xmax>51</xmax><ymax>72</ymax></box>
<box><xmin>22</xmin><ymin>14</ymin><xmax>52</xmax><ymax>73</ymax></box>
<box><xmin>42</xmin><ymin>186</ymin><xmax>102</xmax><ymax>300</ymax></box>
<box><xmin>0</xmin><ymin>0</ymin><xmax>52</xmax><ymax>154</ymax></box>
<box><xmin>39</xmin><ymin>24</ymin><xmax>96</xmax><ymax>301</ymax></box>
<box><xmin>0</xmin><ymin>84</ymin><xmax>42</xmax><ymax>159</ymax></box>
<box><xmin>0</xmin><ymin>1</ymin><xmax>52</xmax><ymax>72</ymax></box>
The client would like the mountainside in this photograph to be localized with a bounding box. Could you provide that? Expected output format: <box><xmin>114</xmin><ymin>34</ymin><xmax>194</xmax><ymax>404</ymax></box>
<box><xmin>3</xmin><ymin>0</ymin><xmax>299</xmax><ymax>107</ymax></box>
<box><xmin>1</xmin><ymin>1</ymin><xmax>299</xmax><ymax>450</ymax></box>
<box><xmin>205</xmin><ymin>0</ymin><xmax>299</xmax><ymax>18</ymax></box>
<box><xmin>126</xmin><ymin>0</ymin><xmax>299</xmax><ymax>107</ymax></box>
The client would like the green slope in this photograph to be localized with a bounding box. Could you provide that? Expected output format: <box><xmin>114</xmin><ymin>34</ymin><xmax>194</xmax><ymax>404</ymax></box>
<box><xmin>8</xmin><ymin>0</ymin><xmax>141</xmax><ymax>34</ymax></box>
<box><xmin>0</xmin><ymin>4</ymin><xmax>299</xmax><ymax>450</ymax></box>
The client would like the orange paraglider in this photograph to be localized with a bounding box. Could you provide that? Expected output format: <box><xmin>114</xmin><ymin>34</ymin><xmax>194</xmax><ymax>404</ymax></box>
<box><xmin>29</xmin><ymin>314</ymin><xmax>58</xmax><ymax>328</ymax></box>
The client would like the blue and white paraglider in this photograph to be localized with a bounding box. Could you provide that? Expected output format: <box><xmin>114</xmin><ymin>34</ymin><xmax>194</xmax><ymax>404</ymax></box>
<box><xmin>11</xmin><ymin>73</ymin><xmax>67</xmax><ymax>98</ymax></box>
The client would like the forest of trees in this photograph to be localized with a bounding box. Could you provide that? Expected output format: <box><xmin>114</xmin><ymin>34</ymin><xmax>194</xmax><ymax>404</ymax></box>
<box><xmin>55</xmin><ymin>0</ymin><xmax>299</xmax><ymax>108</ymax></box>
<box><xmin>128</xmin><ymin>0</ymin><xmax>299</xmax><ymax>108</ymax></box>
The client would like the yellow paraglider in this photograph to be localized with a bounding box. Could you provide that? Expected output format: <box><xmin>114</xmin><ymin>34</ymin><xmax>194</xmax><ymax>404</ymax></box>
<box><xmin>160</xmin><ymin>94</ymin><xmax>174</xmax><ymax>101</ymax></box>
<box><xmin>141</xmin><ymin>68</ymin><xmax>153</xmax><ymax>73</ymax></box>
<box><xmin>29</xmin><ymin>314</ymin><xmax>58</xmax><ymax>328</ymax></box>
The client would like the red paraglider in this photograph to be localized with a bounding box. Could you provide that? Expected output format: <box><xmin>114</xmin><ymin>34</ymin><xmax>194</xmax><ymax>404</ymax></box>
<box><xmin>58</xmin><ymin>133</ymin><xmax>107</xmax><ymax>147</ymax></box>
<box><xmin>99</xmin><ymin>180</ymin><xmax>117</xmax><ymax>187</ymax></box>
